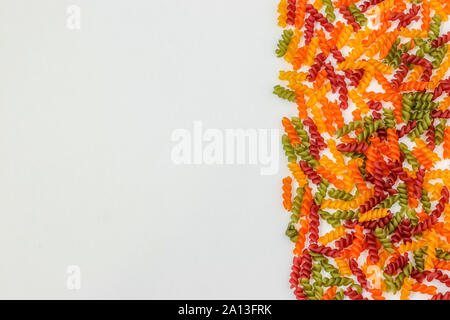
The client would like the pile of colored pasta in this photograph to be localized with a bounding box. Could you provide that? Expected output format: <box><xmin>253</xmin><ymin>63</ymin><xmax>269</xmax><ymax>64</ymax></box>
<box><xmin>275</xmin><ymin>0</ymin><xmax>450</xmax><ymax>300</ymax></box>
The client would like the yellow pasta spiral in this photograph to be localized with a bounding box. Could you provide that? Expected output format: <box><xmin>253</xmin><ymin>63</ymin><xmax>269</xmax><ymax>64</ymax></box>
<box><xmin>424</xmin><ymin>230</ymin><xmax>438</xmax><ymax>270</ymax></box>
<box><xmin>284</xmin><ymin>31</ymin><xmax>302</xmax><ymax>63</ymax></box>
<box><xmin>400</xmin><ymin>278</ymin><xmax>413</xmax><ymax>300</ymax></box>
<box><xmin>305</xmin><ymin>37</ymin><xmax>320</xmax><ymax>66</ymax></box>
<box><xmin>349</xmin><ymin>90</ymin><xmax>370</xmax><ymax>113</ymax></box>
<box><xmin>398</xmin><ymin>240</ymin><xmax>427</xmax><ymax>253</ymax></box>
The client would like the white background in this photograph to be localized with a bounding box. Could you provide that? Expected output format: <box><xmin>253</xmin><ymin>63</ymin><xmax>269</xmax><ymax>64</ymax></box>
<box><xmin>0</xmin><ymin>0</ymin><xmax>294</xmax><ymax>299</ymax></box>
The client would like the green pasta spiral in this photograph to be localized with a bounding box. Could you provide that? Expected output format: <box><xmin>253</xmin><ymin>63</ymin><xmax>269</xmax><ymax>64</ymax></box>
<box><xmin>414</xmin><ymin>249</ymin><xmax>425</xmax><ymax>272</ymax></box>
<box><xmin>436</xmin><ymin>249</ymin><xmax>450</xmax><ymax>261</ymax></box>
<box><xmin>333</xmin><ymin>210</ymin><xmax>359</xmax><ymax>220</ymax></box>
<box><xmin>291</xmin><ymin>117</ymin><xmax>311</xmax><ymax>147</ymax></box>
<box><xmin>397</xmin><ymin>183</ymin><xmax>408</xmax><ymax>209</ymax></box>
<box><xmin>275</xmin><ymin>29</ymin><xmax>294</xmax><ymax>57</ymax></box>
<box><xmin>405</xmin><ymin>208</ymin><xmax>419</xmax><ymax>226</ymax></box>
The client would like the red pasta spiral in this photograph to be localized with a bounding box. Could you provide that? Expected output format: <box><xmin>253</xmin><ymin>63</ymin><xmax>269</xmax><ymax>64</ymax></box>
<box><xmin>339</xmin><ymin>6</ymin><xmax>361</xmax><ymax>31</ymax></box>
<box><xmin>386</xmin><ymin>161</ymin><xmax>414</xmax><ymax>185</ymax></box>
<box><xmin>421</xmin><ymin>270</ymin><xmax>450</xmax><ymax>287</ymax></box>
<box><xmin>304</xmin><ymin>117</ymin><xmax>326</xmax><ymax>149</ymax></box>
<box><xmin>401</xmin><ymin>53</ymin><xmax>432</xmax><ymax>81</ymax></box>
<box><xmin>325</xmin><ymin>63</ymin><xmax>340</xmax><ymax>93</ymax></box>
<box><xmin>431</xmin><ymin>110</ymin><xmax>450</xmax><ymax>119</ymax></box>
<box><xmin>373</xmin><ymin>161</ymin><xmax>385</xmax><ymax>197</ymax></box>
<box><xmin>432</xmin><ymin>80</ymin><xmax>450</xmax><ymax>100</ymax></box>
<box><xmin>344</xmin><ymin>69</ymin><xmax>365</xmax><ymax>87</ymax></box>
<box><xmin>304</xmin><ymin>14</ymin><xmax>316</xmax><ymax>45</ymax></box>
<box><xmin>391</xmin><ymin>5</ymin><xmax>420</xmax><ymax>29</ymax></box>
<box><xmin>391</xmin><ymin>219</ymin><xmax>412</xmax><ymax>244</ymax></box>
<box><xmin>425</xmin><ymin>124</ymin><xmax>435</xmax><ymax>150</ymax></box>
<box><xmin>299</xmin><ymin>249</ymin><xmax>312</xmax><ymax>279</ymax></box>
<box><xmin>431</xmin><ymin>292</ymin><xmax>450</xmax><ymax>300</ymax></box>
